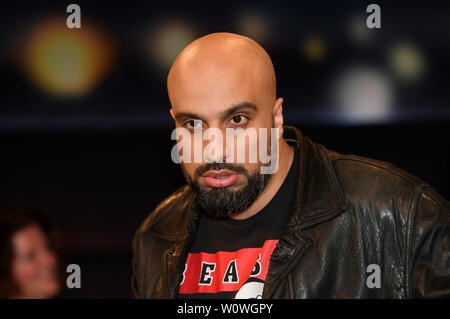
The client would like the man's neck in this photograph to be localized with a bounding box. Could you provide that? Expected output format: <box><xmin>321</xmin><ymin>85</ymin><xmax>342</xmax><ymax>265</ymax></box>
<box><xmin>230</xmin><ymin>138</ymin><xmax>295</xmax><ymax>220</ymax></box>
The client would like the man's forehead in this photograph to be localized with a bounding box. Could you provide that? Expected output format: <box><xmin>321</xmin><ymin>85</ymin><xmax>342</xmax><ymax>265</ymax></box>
<box><xmin>171</xmin><ymin>57</ymin><xmax>254</xmax><ymax>94</ymax></box>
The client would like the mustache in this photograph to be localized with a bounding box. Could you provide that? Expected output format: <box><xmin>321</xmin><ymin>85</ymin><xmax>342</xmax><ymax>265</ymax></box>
<box><xmin>194</xmin><ymin>162</ymin><xmax>249</xmax><ymax>179</ymax></box>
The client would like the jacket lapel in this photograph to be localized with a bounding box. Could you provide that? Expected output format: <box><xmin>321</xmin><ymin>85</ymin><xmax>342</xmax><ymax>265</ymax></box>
<box><xmin>163</xmin><ymin>205</ymin><xmax>200</xmax><ymax>298</ymax></box>
<box><xmin>263</xmin><ymin>126</ymin><xmax>346</xmax><ymax>298</ymax></box>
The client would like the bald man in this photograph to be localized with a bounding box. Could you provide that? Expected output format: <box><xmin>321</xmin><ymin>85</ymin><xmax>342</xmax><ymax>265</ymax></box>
<box><xmin>132</xmin><ymin>33</ymin><xmax>449</xmax><ymax>299</ymax></box>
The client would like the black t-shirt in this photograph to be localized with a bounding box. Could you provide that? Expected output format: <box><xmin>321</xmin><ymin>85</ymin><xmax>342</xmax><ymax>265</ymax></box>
<box><xmin>178</xmin><ymin>148</ymin><xmax>297</xmax><ymax>299</ymax></box>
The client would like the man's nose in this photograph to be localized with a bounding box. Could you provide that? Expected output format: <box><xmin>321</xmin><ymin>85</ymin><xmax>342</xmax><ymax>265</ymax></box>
<box><xmin>202</xmin><ymin>128</ymin><xmax>234</xmax><ymax>163</ymax></box>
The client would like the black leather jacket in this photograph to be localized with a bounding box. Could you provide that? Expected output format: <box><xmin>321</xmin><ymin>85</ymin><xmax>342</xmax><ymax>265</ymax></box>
<box><xmin>131</xmin><ymin>126</ymin><xmax>450</xmax><ymax>298</ymax></box>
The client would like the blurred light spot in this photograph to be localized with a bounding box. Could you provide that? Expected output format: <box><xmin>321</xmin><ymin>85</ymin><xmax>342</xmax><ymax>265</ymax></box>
<box><xmin>389</xmin><ymin>42</ymin><xmax>425</xmax><ymax>83</ymax></box>
<box><xmin>236</xmin><ymin>13</ymin><xmax>269</xmax><ymax>44</ymax></box>
<box><xmin>23</xmin><ymin>17</ymin><xmax>115</xmax><ymax>97</ymax></box>
<box><xmin>302</xmin><ymin>36</ymin><xmax>326</xmax><ymax>62</ymax></box>
<box><xmin>148</xmin><ymin>21</ymin><xmax>196</xmax><ymax>69</ymax></box>
<box><xmin>331</xmin><ymin>66</ymin><xmax>394</xmax><ymax>123</ymax></box>
<box><xmin>349</xmin><ymin>15</ymin><xmax>373</xmax><ymax>44</ymax></box>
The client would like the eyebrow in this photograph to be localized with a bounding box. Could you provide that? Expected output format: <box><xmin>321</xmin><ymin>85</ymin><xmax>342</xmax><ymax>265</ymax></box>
<box><xmin>173</xmin><ymin>102</ymin><xmax>257</xmax><ymax>124</ymax></box>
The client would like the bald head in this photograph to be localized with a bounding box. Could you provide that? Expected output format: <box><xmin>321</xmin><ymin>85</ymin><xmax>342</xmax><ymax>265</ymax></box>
<box><xmin>167</xmin><ymin>33</ymin><xmax>277</xmax><ymax>114</ymax></box>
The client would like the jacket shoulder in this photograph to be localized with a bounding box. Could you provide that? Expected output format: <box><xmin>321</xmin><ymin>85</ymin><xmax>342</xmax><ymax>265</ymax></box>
<box><xmin>327</xmin><ymin>149</ymin><xmax>428</xmax><ymax>204</ymax></box>
<box><xmin>135</xmin><ymin>185</ymin><xmax>194</xmax><ymax>239</ymax></box>
<box><xmin>323</xmin><ymin>148</ymin><xmax>433</xmax><ymax>226</ymax></box>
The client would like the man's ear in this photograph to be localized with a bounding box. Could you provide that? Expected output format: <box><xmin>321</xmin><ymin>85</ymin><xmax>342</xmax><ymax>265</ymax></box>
<box><xmin>170</xmin><ymin>108</ymin><xmax>175</xmax><ymax>121</ymax></box>
<box><xmin>272</xmin><ymin>97</ymin><xmax>284</xmax><ymax>138</ymax></box>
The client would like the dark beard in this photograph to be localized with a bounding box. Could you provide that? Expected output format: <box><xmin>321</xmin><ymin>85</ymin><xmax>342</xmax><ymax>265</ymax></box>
<box><xmin>184</xmin><ymin>162</ymin><xmax>271</xmax><ymax>219</ymax></box>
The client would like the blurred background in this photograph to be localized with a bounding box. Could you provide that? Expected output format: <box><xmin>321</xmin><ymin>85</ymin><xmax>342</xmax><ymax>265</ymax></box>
<box><xmin>0</xmin><ymin>0</ymin><xmax>449</xmax><ymax>297</ymax></box>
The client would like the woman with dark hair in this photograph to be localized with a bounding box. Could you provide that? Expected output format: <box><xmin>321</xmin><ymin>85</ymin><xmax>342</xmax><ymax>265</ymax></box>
<box><xmin>0</xmin><ymin>208</ymin><xmax>62</xmax><ymax>298</ymax></box>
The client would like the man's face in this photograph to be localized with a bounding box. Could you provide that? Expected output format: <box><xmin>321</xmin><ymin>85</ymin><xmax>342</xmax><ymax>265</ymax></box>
<box><xmin>169</xmin><ymin>61</ymin><xmax>276</xmax><ymax>217</ymax></box>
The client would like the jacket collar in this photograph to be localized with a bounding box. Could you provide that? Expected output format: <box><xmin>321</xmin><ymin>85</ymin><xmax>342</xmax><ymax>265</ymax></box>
<box><xmin>282</xmin><ymin>126</ymin><xmax>346</xmax><ymax>231</ymax></box>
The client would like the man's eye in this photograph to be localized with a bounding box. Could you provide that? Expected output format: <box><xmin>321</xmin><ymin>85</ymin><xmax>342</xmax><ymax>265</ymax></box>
<box><xmin>230</xmin><ymin>115</ymin><xmax>248</xmax><ymax>125</ymax></box>
<box><xmin>185</xmin><ymin>120</ymin><xmax>202</xmax><ymax>129</ymax></box>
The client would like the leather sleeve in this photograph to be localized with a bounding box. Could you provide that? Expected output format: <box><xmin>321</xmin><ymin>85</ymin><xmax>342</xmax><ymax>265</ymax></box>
<box><xmin>408</xmin><ymin>186</ymin><xmax>450</xmax><ymax>298</ymax></box>
<box><xmin>131</xmin><ymin>227</ymin><xmax>143</xmax><ymax>299</ymax></box>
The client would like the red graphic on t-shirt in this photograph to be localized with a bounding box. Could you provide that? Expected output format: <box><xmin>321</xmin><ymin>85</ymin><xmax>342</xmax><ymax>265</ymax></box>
<box><xmin>178</xmin><ymin>239</ymin><xmax>278</xmax><ymax>294</ymax></box>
